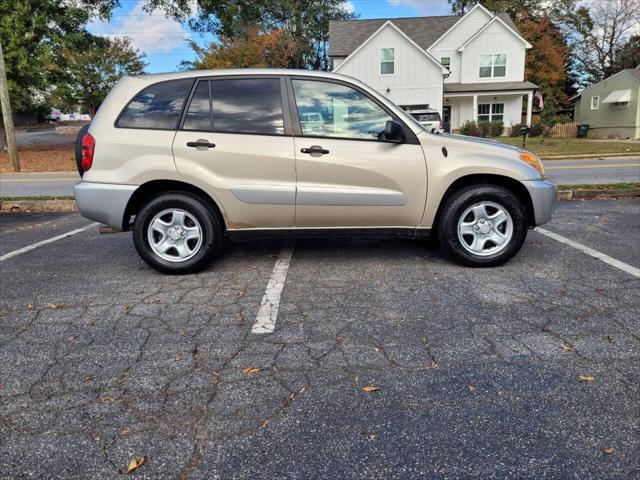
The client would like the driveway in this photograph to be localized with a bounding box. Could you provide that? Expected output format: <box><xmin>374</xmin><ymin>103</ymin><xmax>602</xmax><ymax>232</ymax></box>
<box><xmin>0</xmin><ymin>200</ymin><xmax>638</xmax><ymax>478</ymax></box>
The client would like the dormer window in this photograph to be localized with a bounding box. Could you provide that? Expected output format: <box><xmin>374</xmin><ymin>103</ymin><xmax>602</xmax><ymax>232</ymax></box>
<box><xmin>380</xmin><ymin>48</ymin><xmax>395</xmax><ymax>75</ymax></box>
<box><xmin>479</xmin><ymin>54</ymin><xmax>506</xmax><ymax>78</ymax></box>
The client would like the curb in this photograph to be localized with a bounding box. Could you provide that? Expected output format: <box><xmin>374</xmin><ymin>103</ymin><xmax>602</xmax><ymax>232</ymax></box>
<box><xmin>557</xmin><ymin>188</ymin><xmax>640</xmax><ymax>200</ymax></box>
<box><xmin>0</xmin><ymin>199</ymin><xmax>78</xmax><ymax>213</ymax></box>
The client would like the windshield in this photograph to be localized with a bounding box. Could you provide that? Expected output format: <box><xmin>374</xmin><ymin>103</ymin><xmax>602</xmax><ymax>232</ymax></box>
<box><xmin>411</xmin><ymin>112</ymin><xmax>440</xmax><ymax>122</ymax></box>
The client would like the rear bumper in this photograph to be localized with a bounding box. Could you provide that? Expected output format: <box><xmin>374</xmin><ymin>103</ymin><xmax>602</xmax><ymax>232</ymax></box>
<box><xmin>74</xmin><ymin>181</ymin><xmax>137</xmax><ymax>230</ymax></box>
<box><xmin>521</xmin><ymin>179</ymin><xmax>557</xmax><ymax>226</ymax></box>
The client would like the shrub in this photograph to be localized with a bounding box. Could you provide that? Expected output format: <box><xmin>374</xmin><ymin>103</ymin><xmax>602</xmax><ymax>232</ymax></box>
<box><xmin>460</xmin><ymin>120</ymin><xmax>481</xmax><ymax>137</ymax></box>
<box><xmin>478</xmin><ymin>120</ymin><xmax>492</xmax><ymax>137</ymax></box>
<box><xmin>509</xmin><ymin>122</ymin><xmax>526</xmax><ymax>137</ymax></box>
<box><xmin>489</xmin><ymin>120</ymin><xmax>504</xmax><ymax>137</ymax></box>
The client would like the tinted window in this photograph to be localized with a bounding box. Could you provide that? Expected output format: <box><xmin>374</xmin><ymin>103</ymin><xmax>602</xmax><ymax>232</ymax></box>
<box><xmin>211</xmin><ymin>78</ymin><xmax>284</xmax><ymax>135</ymax></box>
<box><xmin>411</xmin><ymin>112</ymin><xmax>440</xmax><ymax>122</ymax></box>
<box><xmin>117</xmin><ymin>78</ymin><xmax>193</xmax><ymax>129</ymax></box>
<box><xmin>292</xmin><ymin>79</ymin><xmax>392</xmax><ymax>140</ymax></box>
<box><xmin>183</xmin><ymin>81</ymin><xmax>212</xmax><ymax>131</ymax></box>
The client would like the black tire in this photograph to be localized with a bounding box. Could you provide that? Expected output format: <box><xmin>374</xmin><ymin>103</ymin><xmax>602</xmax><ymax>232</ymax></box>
<box><xmin>133</xmin><ymin>192</ymin><xmax>222</xmax><ymax>274</ymax></box>
<box><xmin>437</xmin><ymin>184</ymin><xmax>528</xmax><ymax>267</ymax></box>
<box><xmin>75</xmin><ymin>124</ymin><xmax>90</xmax><ymax>177</ymax></box>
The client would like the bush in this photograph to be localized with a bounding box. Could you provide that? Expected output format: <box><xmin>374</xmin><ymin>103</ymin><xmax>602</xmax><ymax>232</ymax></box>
<box><xmin>460</xmin><ymin>120</ymin><xmax>503</xmax><ymax>137</ymax></box>
<box><xmin>460</xmin><ymin>120</ymin><xmax>481</xmax><ymax>137</ymax></box>
<box><xmin>510</xmin><ymin>122</ymin><xmax>526</xmax><ymax>137</ymax></box>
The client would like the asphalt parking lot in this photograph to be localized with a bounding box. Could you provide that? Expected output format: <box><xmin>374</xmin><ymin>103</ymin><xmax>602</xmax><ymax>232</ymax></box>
<box><xmin>1</xmin><ymin>200</ymin><xmax>639</xmax><ymax>479</ymax></box>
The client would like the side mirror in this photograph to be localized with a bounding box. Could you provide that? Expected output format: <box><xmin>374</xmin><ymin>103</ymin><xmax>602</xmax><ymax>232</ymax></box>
<box><xmin>384</xmin><ymin>120</ymin><xmax>405</xmax><ymax>143</ymax></box>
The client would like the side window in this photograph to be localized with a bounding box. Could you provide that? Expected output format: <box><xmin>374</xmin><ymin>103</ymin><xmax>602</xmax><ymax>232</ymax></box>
<box><xmin>117</xmin><ymin>78</ymin><xmax>193</xmax><ymax>129</ymax></box>
<box><xmin>210</xmin><ymin>78</ymin><xmax>284</xmax><ymax>135</ymax></box>
<box><xmin>183</xmin><ymin>81</ymin><xmax>212</xmax><ymax>131</ymax></box>
<box><xmin>292</xmin><ymin>79</ymin><xmax>393</xmax><ymax>140</ymax></box>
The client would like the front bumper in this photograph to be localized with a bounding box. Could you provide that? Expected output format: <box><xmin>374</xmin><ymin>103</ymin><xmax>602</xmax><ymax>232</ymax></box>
<box><xmin>74</xmin><ymin>181</ymin><xmax>137</xmax><ymax>230</ymax></box>
<box><xmin>521</xmin><ymin>179</ymin><xmax>557</xmax><ymax>226</ymax></box>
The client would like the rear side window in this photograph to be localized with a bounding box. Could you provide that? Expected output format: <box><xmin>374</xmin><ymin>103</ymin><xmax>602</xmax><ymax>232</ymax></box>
<box><xmin>117</xmin><ymin>78</ymin><xmax>193</xmax><ymax>130</ymax></box>
<box><xmin>183</xmin><ymin>81</ymin><xmax>212</xmax><ymax>131</ymax></box>
<box><xmin>210</xmin><ymin>78</ymin><xmax>284</xmax><ymax>135</ymax></box>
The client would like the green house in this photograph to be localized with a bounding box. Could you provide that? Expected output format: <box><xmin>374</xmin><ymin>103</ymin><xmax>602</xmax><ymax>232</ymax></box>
<box><xmin>572</xmin><ymin>67</ymin><xmax>640</xmax><ymax>139</ymax></box>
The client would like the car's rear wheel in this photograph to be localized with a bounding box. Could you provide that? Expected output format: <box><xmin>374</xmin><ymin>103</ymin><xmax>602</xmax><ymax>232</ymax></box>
<box><xmin>133</xmin><ymin>192</ymin><xmax>222</xmax><ymax>274</ymax></box>
<box><xmin>437</xmin><ymin>185</ymin><xmax>528</xmax><ymax>267</ymax></box>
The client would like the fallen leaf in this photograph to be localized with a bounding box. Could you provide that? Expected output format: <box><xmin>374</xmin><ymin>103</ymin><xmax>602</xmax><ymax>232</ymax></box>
<box><xmin>602</xmin><ymin>447</ymin><xmax>615</xmax><ymax>455</ymax></box>
<box><xmin>373</xmin><ymin>347</ymin><xmax>381</xmax><ymax>352</ymax></box>
<box><xmin>242</xmin><ymin>367</ymin><xmax>261</xmax><ymax>375</ymax></box>
<box><xmin>467</xmin><ymin>385</ymin><xmax>476</xmax><ymax>392</ymax></box>
<box><xmin>606</xmin><ymin>335</ymin><xmax>615</xmax><ymax>343</ymax></box>
<box><xmin>97</xmin><ymin>396</ymin><xmax>117</xmax><ymax>403</ymax></box>
<box><xmin>260</xmin><ymin>419</ymin><xmax>270</xmax><ymax>429</ymax></box>
<box><xmin>560</xmin><ymin>343</ymin><xmax>575</xmax><ymax>352</ymax></box>
<box><xmin>366</xmin><ymin>433</ymin><xmax>380</xmax><ymax>441</ymax></box>
<box><xmin>121</xmin><ymin>427</ymin><xmax>131</xmax><ymax>436</ymax></box>
<box><xmin>27</xmin><ymin>304</ymin><xmax>34</xmax><ymax>310</ymax></box>
<box><xmin>579</xmin><ymin>375</ymin><xmax>595</xmax><ymax>382</ymax></box>
<box><xmin>497</xmin><ymin>389</ymin><xmax>504</xmax><ymax>396</ymax></box>
<box><xmin>212</xmin><ymin>370</ymin><xmax>221</xmax><ymax>377</ymax></box>
<box><xmin>175</xmin><ymin>354</ymin><xmax>182</xmax><ymax>362</ymax></box>
<box><xmin>47</xmin><ymin>303</ymin><xmax>64</xmax><ymax>309</ymax></box>
<box><xmin>126</xmin><ymin>456</ymin><xmax>145</xmax><ymax>474</ymax></box>
<box><xmin>83</xmin><ymin>375</ymin><xmax>94</xmax><ymax>383</ymax></box>
<box><xmin>299</xmin><ymin>386</ymin><xmax>306</xmax><ymax>394</ymax></box>
<box><xmin>430</xmin><ymin>360</ymin><xmax>439</xmax><ymax>369</ymax></box>
<box><xmin>361</xmin><ymin>386</ymin><xmax>380</xmax><ymax>393</ymax></box>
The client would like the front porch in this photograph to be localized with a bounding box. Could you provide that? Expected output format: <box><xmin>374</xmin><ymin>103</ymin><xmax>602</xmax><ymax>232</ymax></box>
<box><xmin>443</xmin><ymin>81</ymin><xmax>538</xmax><ymax>135</ymax></box>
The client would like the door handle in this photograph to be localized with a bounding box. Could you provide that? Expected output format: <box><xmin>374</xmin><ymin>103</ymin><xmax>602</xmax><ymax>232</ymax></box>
<box><xmin>301</xmin><ymin>145</ymin><xmax>329</xmax><ymax>155</ymax></box>
<box><xmin>187</xmin><ymin>140</ymin><xmax>216</xmax><ymax>149</ymax></box>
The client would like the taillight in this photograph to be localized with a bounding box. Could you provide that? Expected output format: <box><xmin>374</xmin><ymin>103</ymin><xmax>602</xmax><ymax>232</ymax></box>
<box><xmin>81</xmin><ymin>133</ymin><xmax>95</xmax><ymax>172</ymax></box>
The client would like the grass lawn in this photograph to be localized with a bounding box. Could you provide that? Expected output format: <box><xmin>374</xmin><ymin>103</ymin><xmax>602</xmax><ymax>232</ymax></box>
<box><xmin>490</xmin><ymin>137</ymin><xmax>640</xmax><ymax>158</ymax></box>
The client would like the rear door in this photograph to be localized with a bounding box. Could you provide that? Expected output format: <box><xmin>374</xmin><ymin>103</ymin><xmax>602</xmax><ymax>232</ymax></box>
<box><xmin>289</xmin><ymin>77</ymin><xmax>427</xmax><ymax>228</ymax></box>
<box><xmin>173</xmin><ymin>76</ymin><xmax>296</xmax><ymax>229</ymax></box>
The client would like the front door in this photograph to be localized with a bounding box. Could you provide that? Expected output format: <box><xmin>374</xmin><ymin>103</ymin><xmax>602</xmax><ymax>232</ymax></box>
<box><xmin>173</xmin><ymin>77</ymin><xmax>296</xmax><ymax>229</ymax></box>
<box><xmin>442</xmin><ymin>105</ymin><xmax>452</xmax><ymax>133</ymax></box>
<box><xmin>290</xmin><ymin>78</ymin><xmax>427</xmax><ymax>228</ymax></box>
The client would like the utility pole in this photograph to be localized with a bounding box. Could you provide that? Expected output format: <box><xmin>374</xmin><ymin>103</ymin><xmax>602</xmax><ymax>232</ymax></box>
<box><xmin>0</xmin><ymin>40</ymin><xmax>20</xmax><ymax>172</ymax></box>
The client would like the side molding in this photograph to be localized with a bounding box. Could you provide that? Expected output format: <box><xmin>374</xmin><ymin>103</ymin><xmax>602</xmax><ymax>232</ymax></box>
<box><xmin>297</xmin><ymin>186</ymin><xmax>406</xmax><ymax>206</ymax></box>
<box><xmin>231</xmin><ymin>185</ymin><xmax>296</xmax><ymax>205</ymax></box>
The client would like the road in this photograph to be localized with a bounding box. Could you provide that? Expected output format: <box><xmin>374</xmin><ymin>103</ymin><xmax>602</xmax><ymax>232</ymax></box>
<box><xmin>544</xmin><ymin>156</ymin><xmax>640</xmax><ymax>184</ymax></box>
<box><xmin>15</xmin><ymin>129</ymin><xmax>74</xmax><ymax>146</ymax></box>
<box><xmin>0</xmin><ymin>200</ymin><xmax>638</xmax><ymax>478</ymax></box>
<box><xmin>1</xmin><ymin>157</ymin><xmax>638</xmax><ymax>198</ymax></box>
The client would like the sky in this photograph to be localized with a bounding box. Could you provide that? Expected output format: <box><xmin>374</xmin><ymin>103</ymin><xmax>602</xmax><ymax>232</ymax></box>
<box><xmin>88</xmin><ymin>0</ymin><xmax>454</xmax><ymax>73</ymax></box>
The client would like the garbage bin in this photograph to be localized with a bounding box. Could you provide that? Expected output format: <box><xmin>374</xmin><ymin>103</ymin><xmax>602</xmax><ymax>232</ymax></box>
<box><xmin>577</xmin><ymin>124</ymin><xmax>589</xmax><ymax>138</ymax></box>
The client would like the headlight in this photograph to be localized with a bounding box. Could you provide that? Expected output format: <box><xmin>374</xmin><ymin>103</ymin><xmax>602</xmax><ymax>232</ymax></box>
<box><xmin>518</xmin><ymin>149</ymin><xmax>545</xmax><ymax>176</ymax></box>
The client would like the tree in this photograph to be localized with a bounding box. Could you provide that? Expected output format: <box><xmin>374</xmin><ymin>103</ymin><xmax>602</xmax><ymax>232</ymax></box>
<box><xmin>570</xmin><ymin>0</ymin><xmax>640</xmax><ymax>82</ymax></box>
<box><xmin>146</xmin><ymin>0</ymin><xmax>356</xmax><ymax>70</ymax></box>
<box><xmin>52</xmin><ymin>36</ymin><xmax>146</xmax><ymax>117</ymax></box>
<box><xmin>0</xmin><ymin>0</ymin><xmax>118</xmax><ymax>113</ymax></box>
<box><xmin>185</xmin><ymin>27</ymin><xmax>295</xmax><ymax>70</ymax></box>
<box><xmin>613</xmin><ymin>35</ymin><xmax>640</xmax><ymax>72</ymax></box>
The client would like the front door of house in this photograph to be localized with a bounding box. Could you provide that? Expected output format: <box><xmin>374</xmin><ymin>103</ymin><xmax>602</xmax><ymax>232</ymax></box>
<box><xmin>442</xmin><ymin>106</ymin><xmax>452</xmax><ymax>133</ymax></box>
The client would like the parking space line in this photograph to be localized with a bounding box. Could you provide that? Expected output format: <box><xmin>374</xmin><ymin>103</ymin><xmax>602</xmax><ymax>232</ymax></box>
<box><xmin>251</xmin><ymin>240</ymin><xmax>295</xmax><ymax>334</ymax></box>
<box><xmin>536</xmin><ymin>227</ymin><xmax>640</xmax><ymax>278</ymax></box>
<box><xmin>0</xmin><ymin>222</ymin><xmax>100</xmax><ymax>262</ymax></box>
<box><xmin>544</xmin><ymin>163</ymin><xmax>640</xmax><ymax>170</ymax></box>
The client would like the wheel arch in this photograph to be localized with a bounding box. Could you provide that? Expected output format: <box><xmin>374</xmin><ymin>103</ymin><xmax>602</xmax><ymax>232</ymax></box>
<box><xmin>432</xmin><ymin>174</ymin><xmax>536</xmax><ymax>232</ymax></box>
<box><xmin>122</xmin><ymin>180</ymin><xmax>226</xmax><ymax>231</ymax></box>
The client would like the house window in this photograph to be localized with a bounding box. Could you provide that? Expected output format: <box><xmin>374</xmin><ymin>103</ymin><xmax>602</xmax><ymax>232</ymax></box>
<box><xmin>477</xmin><ymin>103</ymin><xmax>504</xmax><ymax>121</ymax></box>
<box><xmin>380</xmin><ymin>48</ymin><xmax>394</xmax><ymax>75</ymax></box>
<box><xmin>441</xmin><ymin>57</ymin><xmax>450</xmax><ymax>71</ymax></box>
<box><xmin>479</xmin><ymin>54</ymin><xmax>507</xmax><ymax>78</ymax></box>
<box><xmin>478</xmin><ymin>104</ymin><xmax>491</xmax><ymax>121</ymax></box>
<box><xmin>591</xmin><ymin>96</ymin><xmax>599</xmax><ymax>110</ymax></box>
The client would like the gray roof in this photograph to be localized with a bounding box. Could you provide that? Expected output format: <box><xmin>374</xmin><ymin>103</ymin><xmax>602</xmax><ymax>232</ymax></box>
<box><xmin>329</xmin><ymin>13</ymin><xmax>517</xmax><ymax>57</ymax></box>
<box><xmin>626</xmin><ymin>67</ymin><xmax>640</xmax><ymax>81</ymax></box>
<box><xmin>444</xmin><ymin>81</ymin><xmax>538</xmax><ymax>93</ymax></box>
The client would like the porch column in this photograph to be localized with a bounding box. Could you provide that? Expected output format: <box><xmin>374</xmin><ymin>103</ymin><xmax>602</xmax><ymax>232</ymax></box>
<box><xmin>526</xmin><ymin>92</ymin><xmax>533</xmax><ymax>126</ymax></box>
<box><xmin>472</xmin><ymin>94</ymin><xmax>478</xmax><ymax>122</ymax></box>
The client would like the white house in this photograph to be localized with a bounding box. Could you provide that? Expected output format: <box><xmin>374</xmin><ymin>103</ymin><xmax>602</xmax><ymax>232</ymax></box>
<box><xmin>329</xmin><ymin>3</ymin><xmax>538</xmax><ymax>133</ymax></box>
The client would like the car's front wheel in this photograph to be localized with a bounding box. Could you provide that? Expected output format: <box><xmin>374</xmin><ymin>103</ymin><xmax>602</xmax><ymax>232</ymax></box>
<box><xmin>133</xmin><ymin>192</ymin><xmax>222</xmax><ymax>274</ymax></box>
<box><xmin>437</xmin><ymin>185</ymin><xmax>528</xmax><ymax>267</ymax></box>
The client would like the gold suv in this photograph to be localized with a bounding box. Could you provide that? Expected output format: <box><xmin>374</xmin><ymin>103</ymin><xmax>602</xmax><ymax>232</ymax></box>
<box><xmin>74</xmin><ymin>69</ymin><xmax>556</xmax><ymax>274</ymax></box>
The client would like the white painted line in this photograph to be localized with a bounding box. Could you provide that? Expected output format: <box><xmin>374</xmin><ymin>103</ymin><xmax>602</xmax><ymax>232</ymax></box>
<box><xmin>252</xmin><ymin>240</ymin><xmax>295</xmax><ymax>334</ymax></box>
<box><xmin>0</xmin><ymin>222</ymin><xmax>100</xmax><ymax>262</ymax></box>
<box><xmin>536</xmin><ymin>227</ymin><xmax>640</xmax><ymax>279</ymax></box>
